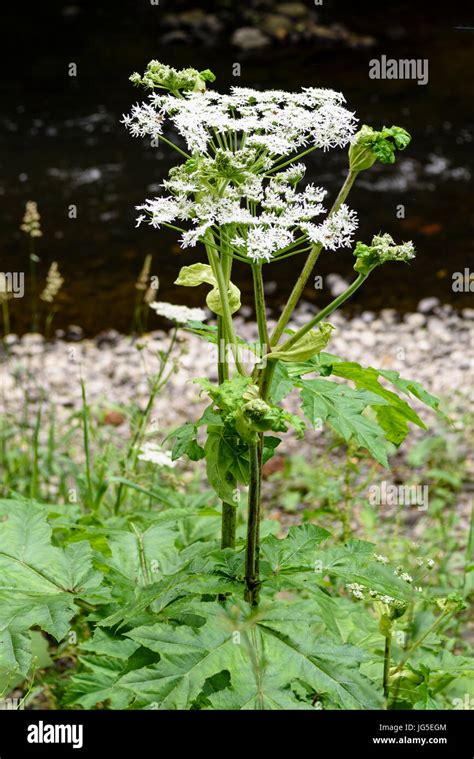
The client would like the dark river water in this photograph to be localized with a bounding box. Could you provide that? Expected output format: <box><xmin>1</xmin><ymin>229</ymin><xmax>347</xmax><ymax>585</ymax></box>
<box><xmin>1</xmin><ymin>1</ymin><xmax>473</xmax><ymax>335</ymax></box>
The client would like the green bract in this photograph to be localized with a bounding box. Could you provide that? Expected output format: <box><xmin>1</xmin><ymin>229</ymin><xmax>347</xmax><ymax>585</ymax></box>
<box><xmin>268</xmin><ymin>322</ymin><xmax>335</xmax><ymax>362</ymax></box>
<box><xmin>175</xmin><ymin>263</ymin><xmax>241</xmax><ymax>315</ymax></box>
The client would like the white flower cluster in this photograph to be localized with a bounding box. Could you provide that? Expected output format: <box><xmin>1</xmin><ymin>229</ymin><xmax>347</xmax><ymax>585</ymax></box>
<box><xmin>138</xmin><ymin>442</ymin><xmax>176</xmax><ymax>468</ymax></box>
<box><xmin>416</xmin><ymin>557</ymin><xmax>435</xmax><ymax>569</ymax></box>
<box><xmin>346</xmin><ymin>582</ymin><xmax>413</xmax><ymax>607</ymax></box>
<box><xmin>346</xmin><ymin>582</ymin><xmax>365</xmax><ymax>600</ymax></box>
<box><xmin>122</xmin><ymin>86</ymin><xmax>357</xmax><ymax>155</ymax></box>
<box><xmin>301</xmin><ymin>204</ymin><xmax>358</xmax><ymax>251</ymax></box>
<box><xmin>394</xmin><ymin>566</ymin><xmax>413</xmax><ymax>583</ymax></box>
<box><xmin>150</xmin><ymin>301</ymin><xmax>206</xmax><ymax>323</ymax></box>
<box><xmin>125</xmin><ymin>80</ymin><xmax>360</xmax><ymax>262</ymax></box>
<box><xmin>135</xmin><ymin>151</ymin><xmax>358</xmax><ymax>262</ymax></box>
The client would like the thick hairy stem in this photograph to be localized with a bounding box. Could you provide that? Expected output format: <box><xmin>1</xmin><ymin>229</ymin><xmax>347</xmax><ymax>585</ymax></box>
<box><xmin>221</xmin><ymin>502</ymin><xmax>237</xmax><ymax>550</ymax></box>
<box><xmin>218</xmin><ymin>314</ymin><xmax>237</xmax><ymax>548</ymax></box>
<box><xmin>207</xmin><ymin>247</ymin><xmax>246</xmax><ymax>376</ymax></box>
<box><xmin>270</xmin><ymin>170</ymin><xmax>357</xmax><ymax>346</ymax></box>
<box><xmin>245</xmin><ymin>440</ymin><xmax>262</xmax><ymax>606</ymax></box>
<box><xmin>383</xmin><ymin>630</ymin><xmax>392</xmax><ymax>702</ymax></box>
<box><xmin>251</xmin><ymin>264</ymin><xmax>270</xmax><ymax>354</ymax></box>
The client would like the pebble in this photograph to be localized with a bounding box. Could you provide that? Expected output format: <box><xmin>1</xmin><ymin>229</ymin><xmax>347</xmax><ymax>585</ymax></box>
<box><xmin>417</xmin><ymin>296</ymin><xmax>440</xmax><ymax>314</ymax></box>
<box><xmin>404</xmin><ymin>313</ymin><xmax>425</xmax><ymax>328</ymax></box>
<box><xmin>231</xmin><ymin>27</ymin><xmax>270</xmax><ymax>49</ymax></box>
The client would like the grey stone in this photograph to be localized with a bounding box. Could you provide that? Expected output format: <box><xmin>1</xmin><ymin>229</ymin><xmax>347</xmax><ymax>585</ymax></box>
<box><xmin>231</xmin><ymin>27</ymin><xmax>270</xmax><ymax>50</ymax></box>
<box><xmin>404</xmin><ymin>313</ymin><xmax>426</xmax><ymax>329</ymax></box>
<box><xmin>66</xmin><ymin>324</ymin><xmax>84</xmax><ymax>341</ymax></box>
<box><xmin>96</xmin><ymin>329</ymin><xmax>120</xmax><ymax>348</ymax></box>
<box><xmin>21</xmin><ymin>332</ymin><xmax>44</xmax><ymax>346</ymax></box>
<box><xmin>417</xmin><ymin>297</ymin><xmax>440</xmax><ymax>314</ymax></box>
<box><xmin>276</xmin><ymin>2</ymin><xmax>308</xmax><ymax>17</ymax></box>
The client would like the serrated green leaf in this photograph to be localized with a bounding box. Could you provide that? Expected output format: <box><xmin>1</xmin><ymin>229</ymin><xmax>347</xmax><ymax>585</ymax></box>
<box><xmin>269</xmin><ymin>361</ymin><xmax>294</xmax><ymax>403</ymax></box>
<box><xmin>166</xmin><ymin>422</ymin><xmax>205</xmax><ymax>461</ymax></box>
<box><xmin>118</xmin><ymin>601</ymin><xmax>382</xmax><ymax>709</ymax></box>
<box><xmin>298</xmin><ymin>379</ymin><xmax>390</xmax><ymax>465</ymax></box>
<box><xmin>204</xmin><ymin>427</ymin><xmax>243</xmax><ymax>503</ymax></box>
<box><xmin>0</xmin><ymin>501</ymin><xmax>102</xmax><ymax>677</ymax></box>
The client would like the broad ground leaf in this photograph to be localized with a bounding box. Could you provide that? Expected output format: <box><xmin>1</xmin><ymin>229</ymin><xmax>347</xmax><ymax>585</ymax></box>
<box><xmin>64</xmin><ymin>629</ymin><xmax>144</xmax><ymax>709</ymax></box>
<box><xmin>116</xmin><ymin>601</ymin><xmax>382</xmax><ymax>709</ymax></box>
<box><xmin>261</xmin><ymin>528</ymin><xmax>413</xmax><ymax>604</ymax></box>
<box><xmin>261</xmin><ymin>524</ymin><xmax>330</xmax><ymax>571</ymax></box>
<box><xmin>101</xmin><ymin>521</ymin><xmax>181</xmax><ymax>586</ymax></box>
<box><xmin>0</xmin><ymin>501</ymin><xmax>102</xmax><ymax>677</ymax></box>
<box><xmin>320</xmin><ymin>540</ymin><xmax>415</xmax><ymax>602</ymax></box>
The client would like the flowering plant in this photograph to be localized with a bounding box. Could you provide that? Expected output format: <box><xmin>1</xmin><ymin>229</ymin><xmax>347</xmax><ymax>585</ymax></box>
<box><xmin>0</xmin><ymin>62</ymin><xmax>467</xmax><ymax>715</ymax></box>
<box><xmin>123</xmin><ymin>61</ymin><xmax>435</xmax><ymax>605</ymax></box>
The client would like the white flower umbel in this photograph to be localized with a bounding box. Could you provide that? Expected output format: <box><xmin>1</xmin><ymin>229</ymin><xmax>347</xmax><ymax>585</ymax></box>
<box><xmin>150</xmin><ymin>300</ymin><xmax>207</xmax><ymax>323</ymax></box>
<box><xmin>138</xmin><ymin>442</ymin><xmax>176</xmax><ymax>468</ymax></box>
<box><xmin>123</xmin><ymin>86</ymin><xmax>357</xmax><ymax>155</ymax></box>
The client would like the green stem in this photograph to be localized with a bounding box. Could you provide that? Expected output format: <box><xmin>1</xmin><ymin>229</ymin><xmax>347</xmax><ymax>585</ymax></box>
<box><xmin>218</xmin><ymin>244</ymin><xmax>237</xmax><ymax>549</ymax></box>
<box><xmin>270</xmin><ymin>170</ymin><xmax>357</xmax><ymax>345</ymax></box>
<box><xmin>245</xmin><ymin>440</ymin><xmax>262</xmax><ymax>607</ymax></box>
<box><xmin>276</xmin><ymin>272</ymin><xmax>367</xmax><ymax>354</ymax></box>
<box><xmin>80</xmin><ymin>377</ymin><xmax>93</xmax><ymax>509</ymax></box>
<box><xmin>266</xmin><ymin>144</ymin><xmax>319</xmax><ymax>175</ymax></box>
<box><xmin>30</xmin><ymin>404</ymin><xmax>42</xmax><ymax>500</ymax></box>
<box><xmin>114</xmin><ymin>327</ymin><xmax>178</xmax><ymax>514</ymax></box>
<box><xmin>383</xmin><ymin>629</ymin><xmax>392</xmax><ymax>702</ymax></box>
<box><xmin>252</xmin><ymin>264</ymin><xmax>270</xmax><ymax>355</ymax></box>
<box><xmin>159</xmin><ymin>134</ymin><xmax>191</xmax><ymax>159</ymax></box>
<box><xmin>221</xmin><ymin>502</ymin><xmax>237</xmax><ymax>550</ymax></box>
<box><xmin>218</xmin><ymin>315</ymin><xmax>237</xmax><ymax>548</ymax></box>
<box><xmin>207</xmin><ymin>246</ymin><xmax>246</xmax><ymax>376</ymax></box>
<box><xmin>392</xmin><ymin>610</ymin><xmax>453</xmax><ymax>676</ymax></box>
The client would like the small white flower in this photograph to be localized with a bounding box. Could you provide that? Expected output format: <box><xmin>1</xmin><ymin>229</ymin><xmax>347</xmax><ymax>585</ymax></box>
<box><xmin>426</xmin><ymin>559</ymin><xmax>435</xmax><ymax>569</ymax></box>
<box><xmin>379</xmin><ymin>595</ymin><xmax>395</xmax><ymax>604</ymax></box>
<box><xmin>346</xmin><ymin>582</ymin><xmax>365</xmax><ymax>599</ymax></box>
<box><xmin>400</xmin><ymin>572</ymin><xmax>413</xmax><ymax>583</ymax></box>
<box><xmin>150</xmin><ymin>301</ymin><xmax>207</xmax><ymax>324</ymax></box>
<box><xmin>138</xmin><ymin>443</ymin><xmax>176</xmax><ymax>467</ymax></box>
<box><xmin>374</xmin><ymin>553</ymin><xmax>389</xmax><ymax>564</ymax></box>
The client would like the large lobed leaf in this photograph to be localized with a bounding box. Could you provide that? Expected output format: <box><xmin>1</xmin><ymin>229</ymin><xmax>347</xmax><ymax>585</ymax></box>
<box><xmin>0</xmin><ymin>501</ymin><xmax>102</xmax><ymax>677</ymax></box>
<box><xmin>111</xmin><ymin>601</ymin><xmax>383</xmax><ymax>710</ymax></box>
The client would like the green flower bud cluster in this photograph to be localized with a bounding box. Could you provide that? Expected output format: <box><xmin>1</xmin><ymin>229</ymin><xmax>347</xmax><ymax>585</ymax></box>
<box><xmin>353</xmin><ymin>233</ymin><xmax>415</xmax><ymax>275</ymax></box>
<box><xmin>349</xmin><ymin>124</ymin><xmax>411</xmax><ymax>173</ymax></box>
<box><xmin>130</xmin><ymin>61</ymin><xmax>216</xmax><ymax>94</ymax></box>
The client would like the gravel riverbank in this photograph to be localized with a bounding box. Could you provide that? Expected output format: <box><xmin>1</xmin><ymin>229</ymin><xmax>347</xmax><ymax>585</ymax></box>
<box><xmin>0</xmin><ymin>302</ymin><xmax>472</xmax><ymax>448</ymax></box>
